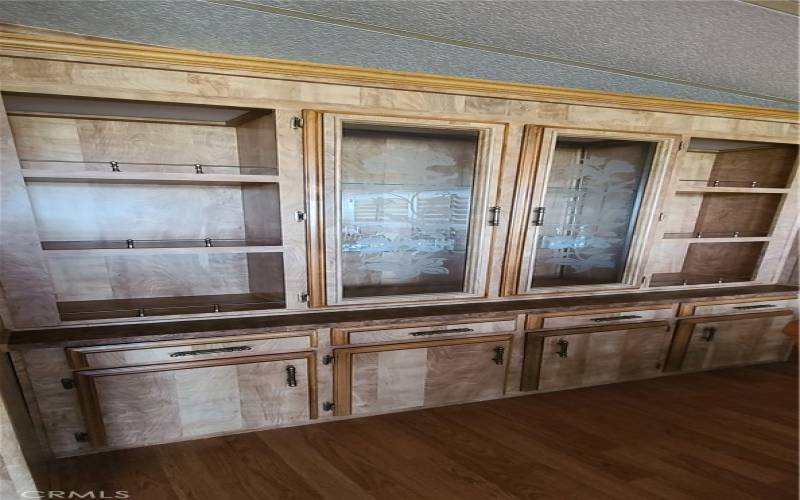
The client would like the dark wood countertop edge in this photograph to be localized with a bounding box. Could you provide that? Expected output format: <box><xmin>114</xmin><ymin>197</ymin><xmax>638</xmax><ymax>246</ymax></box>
<box><xmin>4</xmin><ymin>285</ymin><xmax>797</xmax><ymax>351</ymax></box>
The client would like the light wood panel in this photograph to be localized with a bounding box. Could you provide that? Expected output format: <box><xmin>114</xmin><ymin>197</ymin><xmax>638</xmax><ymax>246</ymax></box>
<box><xmin>681</xmin><ymin>314</ymin><xmax>794</xmax><ymax>370</ymax></box>
<box><xmin>0</xmin><ymin>99</ymin><xmax>60</xmax><ymax>327</ymax></box>
<box><xmin>75</xmin><ymin>352</ymin><xmax>317</xmax><ymax>448</ymax></box>
<box><xmin>522</xmin><ymin>321</ymin><xmax>672</xmax><ymax>391</ymax></box>
<box><xmin>334</xmin><ymin>335</ymin><xmax>513</xmax><ymax>416</ymax></box>
<box><xmin>663</xmin><ymin>308</ymin><xmax>794</xmax><ymax>371</ymax></box>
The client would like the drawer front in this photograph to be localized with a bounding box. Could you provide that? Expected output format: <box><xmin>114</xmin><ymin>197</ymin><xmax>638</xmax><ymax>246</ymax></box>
<box><xmin>540</xmin><ymin>307</ymin><xmax>674</xmax><ymax>329</ymax></box>
<box><xmin>333</xmin><ymin>318</ymin><xmax>518</xmax><ymax>345</ymax></box>
<box><xmin>691</xmin><ymin>299</ymin><xmax>798</xmax><ymax>317</ymax></box>
<box><xmin>75</xmin><ymin>352</ymin><xmax>315</xmax><ymax>448</ymax></box>
<box><xmin>67</xmin><ymin>332</ymin><xmax>315</xmax><ymax>369</ymax></box>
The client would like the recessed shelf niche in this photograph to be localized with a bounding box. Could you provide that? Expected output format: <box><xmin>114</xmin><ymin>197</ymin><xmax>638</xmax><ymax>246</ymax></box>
<box><xmin>4</xmin><ymin>93</ymin><xmax>287</xmax><ymax>320</ymax></box>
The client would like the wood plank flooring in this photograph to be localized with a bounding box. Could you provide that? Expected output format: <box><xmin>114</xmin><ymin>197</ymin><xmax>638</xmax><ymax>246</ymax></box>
<box><xmin>49</xmin><ymin>362</ymin><xmax>798</xmax><ymax>499</ymax></box>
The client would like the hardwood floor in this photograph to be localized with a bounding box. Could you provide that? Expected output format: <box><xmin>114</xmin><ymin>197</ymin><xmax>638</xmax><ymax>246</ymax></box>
<box><xmin>49</xmin><ymin>362</ymin><xmax>798</xmax><ymax>499</ymax></box>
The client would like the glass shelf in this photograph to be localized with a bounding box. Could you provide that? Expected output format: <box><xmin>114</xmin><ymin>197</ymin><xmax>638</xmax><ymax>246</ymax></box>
<box><xmin>57</xmin><ymin>293</ymin><xmax>285</xmax><ymax>321</ymax></box>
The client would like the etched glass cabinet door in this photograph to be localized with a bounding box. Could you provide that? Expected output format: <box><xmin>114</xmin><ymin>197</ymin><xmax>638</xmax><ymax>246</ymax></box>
<box><xmin>516</xmin><ymin>129</ymin><xmax>675</xmax><ymax>293</ymax></box>
<box><xmin>310</xmin><ymin>113</ymin><xmax>505</xmax><ymax>305</ymax></box>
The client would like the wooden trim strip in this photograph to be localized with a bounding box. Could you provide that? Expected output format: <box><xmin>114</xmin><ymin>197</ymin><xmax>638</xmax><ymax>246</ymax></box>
<box><xmin>0</xmin><ymin>28</ymin><xmax>796</xmax><ymax>122</ymax></box>
<box><xmin>673</xmin><ymin>308</ymin><xmax>794</xmax><ymax>324</ymax></box>
<box><xmin>500</xmin><ymin>126</ymin><xmax>542</xmax><ymax>296</ymax></box>
<box><xmin>529</xmin><ymin>320</ymin><xmax>670</xmax><ymax>336</ymax></box>
<box><xmin>303</xmin><ymin>110</ymin><xmax>326</xmax><ymax>307</ymax></box>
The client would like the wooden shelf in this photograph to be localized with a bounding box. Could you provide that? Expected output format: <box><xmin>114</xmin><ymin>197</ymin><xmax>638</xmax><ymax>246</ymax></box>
<box><xmin>57</xmin><ymin>293</ymin><xmax>286</xmax><ymax>321</ymax></box>
<box><xmin>675</xmin><ymin>186</ymin><xmax>789</xmax><ymax>194</ymax></box>
<box><xmin>662</xmin><ymin>233</ymin><xmax>770</xmax><ymax>242</ymax></box>
<box><xmin>649</xmin><ymin>273</ymin><xmax>754</xmax><ymax>287</ymax></box>
<box><xmin>22</xmin><ymin>170</ymin><xmax>280</xmax><ymax>185</ymax></box>
<box><xmin>43</xmin><ymin>246</ymin><xmax>284</xmax><ymax>256</ymax></box>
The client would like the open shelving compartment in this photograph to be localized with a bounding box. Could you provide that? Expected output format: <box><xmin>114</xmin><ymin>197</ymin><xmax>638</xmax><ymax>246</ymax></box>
<box><xmin>4</xmin><ymin>93</ymin><xmax>288</xmax><ymax>320</ymax></box>
<box><xmin>648</xmin><ymin>137</ymin><xmax>798</xmax><ymax>287</ymax></box>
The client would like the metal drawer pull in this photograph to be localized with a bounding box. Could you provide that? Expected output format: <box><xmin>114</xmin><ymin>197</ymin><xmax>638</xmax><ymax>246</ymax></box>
<box><xmin>557</xmin><ymin>339</ymin><xmax>569</xmax><ymax>358</ymax></box>
<box><xmin>408</xmin><ymin>327</ymin><xmax>474</xmax><ymax>337</ymax></box>
<box><xmin>492</xmin><ymin>346</ymin><xmax>505</xmax><ymax>365</ymax></box>
<box><xmin>590</xmin><ymin>315</ymin><xmax>642</xmax><ymax>322</ymax></box>
<box><xmin>169</xmin><ymin>345</ymin><xmax>252</xmax><ymax>357</ymax></box>
<box><xmin>732</xmin><ymin>304</ymin><xmax>776</xmax><ymax>310</ymax></box>
<box><xmin>286</xmin><ymin>365</ymin><xmax>297</xmax><ymax>387</ymax></box>
<box><xmin>701</xmin><ymin>327</ymin><xmax>716</xmax><ymax>342</ymax></box>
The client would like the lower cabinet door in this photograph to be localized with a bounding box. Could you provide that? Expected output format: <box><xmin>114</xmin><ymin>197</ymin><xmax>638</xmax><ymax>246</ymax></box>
<box><xmin>676</xmin><ymin>310</ymin><xmax>794</xmax><ymax>371</ymax></box>
<box><xmin>75</xmin><ymin>352</ymin><xmax>316</xmax><ymax>448</ymax></box>
<box><xmin>523</xmin><ymin>321</ymin><xmax>672</xmax><ymax>392</ymax></box>
<box><xmin>333</xmin><ymin>335</ymin><xmax>513</xmax><ymax>416</ymax></box>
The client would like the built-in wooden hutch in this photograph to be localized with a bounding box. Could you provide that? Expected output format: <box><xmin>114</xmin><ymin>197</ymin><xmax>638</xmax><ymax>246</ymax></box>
<box><xmin>0</xmin><ymin>27</ymin><xmax>797</xmax><ymax>458</ymax></box>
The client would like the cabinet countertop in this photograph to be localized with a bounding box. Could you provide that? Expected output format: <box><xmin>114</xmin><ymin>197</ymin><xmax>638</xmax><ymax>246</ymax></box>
<box><xmin>3</xmin><ymin>285</ymin><xmax>797</xmax><ymax>351</ymax></box>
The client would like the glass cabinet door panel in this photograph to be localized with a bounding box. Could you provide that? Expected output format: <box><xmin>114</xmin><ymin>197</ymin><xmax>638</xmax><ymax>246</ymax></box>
<box><xmin>531</xmin><ymin>137</ymin><xmax>657</xmax><ymax>288</ymax></box>
<box><xmin>340</xmin><ymin>124</ymin><xmax>479</xmax><ymax>299</ymax></box>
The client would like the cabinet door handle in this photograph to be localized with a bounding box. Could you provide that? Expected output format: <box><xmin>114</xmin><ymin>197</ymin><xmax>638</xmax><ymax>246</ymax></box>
<box><xmin>590</xmin><ymin>315</ymin><xmax>642</xmax><ymax>322</ymax></box>
<box><xmin>408</xmin><ymin>327</ymin><xmax>474</xmax><ymax>337</ymax></box>
<box><xmin>732</xmin><ymin>304</ymin><xmax>776</xmax><ymax>310</ymax></box>
<box><xmin>286</xmin><ymin>365</ymin><xmax>297</xmax><ymax>387</ymax></box>
<box><xmin>492</xmin><ymin>346</ymin><xmax>505</xmax><ymax>365</ymax></box>
<box><xmin>169</xmin><ymin>345</ymin><xmax>252</xmax><ymax>357</ymax></box>
<box><xmin>556</xmin><ymin>339</ymin><xmax>569</xmax><ymax>358</ymax></box>
<box><xmin>701</xmin><ymin>327</ymin><xmax>716</xmax><ymax>342</ymax></box>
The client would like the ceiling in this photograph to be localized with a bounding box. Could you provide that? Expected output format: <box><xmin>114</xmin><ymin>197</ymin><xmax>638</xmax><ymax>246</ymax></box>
<box><xmin>1</xmin><ymin>0</ymin><xmax>797</xmax><ymax>110</ymax></box>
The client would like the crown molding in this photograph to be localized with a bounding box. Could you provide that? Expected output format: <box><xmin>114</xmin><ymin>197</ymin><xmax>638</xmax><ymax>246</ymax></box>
<box><xmin>0</xmin><ymin>27</ymin><xmax>796</xmax><ymax>123</ymax></box>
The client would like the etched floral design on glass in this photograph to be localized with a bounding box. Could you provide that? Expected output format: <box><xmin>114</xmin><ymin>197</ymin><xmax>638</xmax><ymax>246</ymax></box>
<box><xmin>340</xmin><ymin>124</ymin><xmax>478</xmax><ymax>298</ymax></box>
<box><xmin>531</xmin><ymin>138</ymin><xmax>656</xmax><ymax>288</ymax></box>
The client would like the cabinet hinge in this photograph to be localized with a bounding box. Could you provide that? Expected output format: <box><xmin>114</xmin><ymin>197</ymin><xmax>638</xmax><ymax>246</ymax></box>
<box><xmin>322</xmin><ymin>354</ymin><xmax>335</xmax><ymax>365</ymax></box>
<box><xmin>290</xmin><ymin>116</ymin><xmax>304</xmax><ymax>129</ymax></box>
<box><xmin>658</xmin><ymin>212</ymin><xmax>665</xmax><ymax>222</ymax></box>
<box><xmin>531</xmin><ymin>206</ymin><xmax>546</xmax><ymax>226</ymax></box>
<box><xmin>61</xmin><ymin>378</ymin><xmax>75</xmax><ymax>390</ymax></box>
<box><xmin>74</xmin><ymin>432</ymin><xmax>90</xmax><ymax>443</ymax></box>
<box><xmin>294</xmin><ymin>210</ymin><xmax>307</xmax><ymax>222</ymax></box>
<box><xmin>298</xmin><ymin>292</ymin><xmax>309</xmax><ymax>303</ymax></box>
<box><xmin>322</xmin><ymin>401</ymin><xmax>335</xmax><ymax>412</ymax></box>
<box><xmin>488</xmin><ymin>206</ymin><xmax>502</xmax><ymax>226</ymax></box>
<box><xmin>678</xmin><ymin>141</ymin><xmax>684</xmax><ymax>151</ymax></box>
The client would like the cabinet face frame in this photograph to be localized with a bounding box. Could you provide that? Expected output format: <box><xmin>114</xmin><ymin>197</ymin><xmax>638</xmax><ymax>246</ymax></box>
<box><xmin>332</xmin><ymin>334</ymin><xmax>513</xmax><ymax>416</ymax></box>
<box><xmin>510</xmin><ymin>127</ymin><xmax>678</xmax><ymax>296</ymax></box>
<box><xmin>74</xmin><ymin>351</ymin><xmax>317</xmax><ymax>447</ymax></box>
<box><xmin>307</xmin><ymin>111</ymin><xmax>506</xmax><ymax>306</ymax></box>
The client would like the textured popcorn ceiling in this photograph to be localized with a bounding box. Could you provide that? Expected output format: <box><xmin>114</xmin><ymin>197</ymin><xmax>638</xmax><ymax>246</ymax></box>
<box><xmin>1</xmin><ymin>0</ymin><xmax>797</xmax><ymax>110</ymax></box>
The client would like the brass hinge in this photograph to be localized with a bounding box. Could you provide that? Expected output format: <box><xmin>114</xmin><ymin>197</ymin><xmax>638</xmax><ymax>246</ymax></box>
<box><xmin>61</xmin><ymin>378</ymin><xmax>75</xmax><ymax>390</ymax></box>
<box><xmin>322</xmin><ymin>401</ymin><xmax>335</xmax><ymax>412</ymax></box>
<box><xmin>290</xmin><ymin>116</ymin><xmax>304</xmax><ymax>129</ymax></box>
<box><xmin>74</xmin><ymin>432</ymin><xmax>90</xmax><ymax>443</ymax></box>
<box><xmin>322</xmin><ymin>355</ymin><xmax>335</xmax><ymax>365</ymax></box>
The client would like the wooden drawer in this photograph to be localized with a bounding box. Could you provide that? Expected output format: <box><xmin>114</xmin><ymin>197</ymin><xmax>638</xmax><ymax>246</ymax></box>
<box><xmin>665</xmin><ymin>309</ymin><xmax>795</xmax><ymax>372</ymax></box>
<box><xmin>689</xmin><ymin>299</ymin><xmax>797</xmax><ymax>317</ymax></box>
<box><xmin>333</xmin><ymin>335</ymin><xmax>513</xmax><ymax>416</ymax></box>
<box><xmin>66</xmin><ymin>331</ymin><xmax>316</xmax><ymax>369</ymax></box>
<box><xmin>331</xmin><ymin>317</ymin><xmax>519</xmax><ymax>345</ymax></box>
<box><xmin>538</xmin><ymin>306</ymin><xmax>674</xmax><ymax>329</ymax></box>
<box><xmin>522</xmin><ymin>321</ymin><xmax>672</xmax><ymax>392</ymax></box>
<box><xmin>75</xmin><ymin>352</ymin><xmax>316</xmax><ymax>448</ymax></box>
